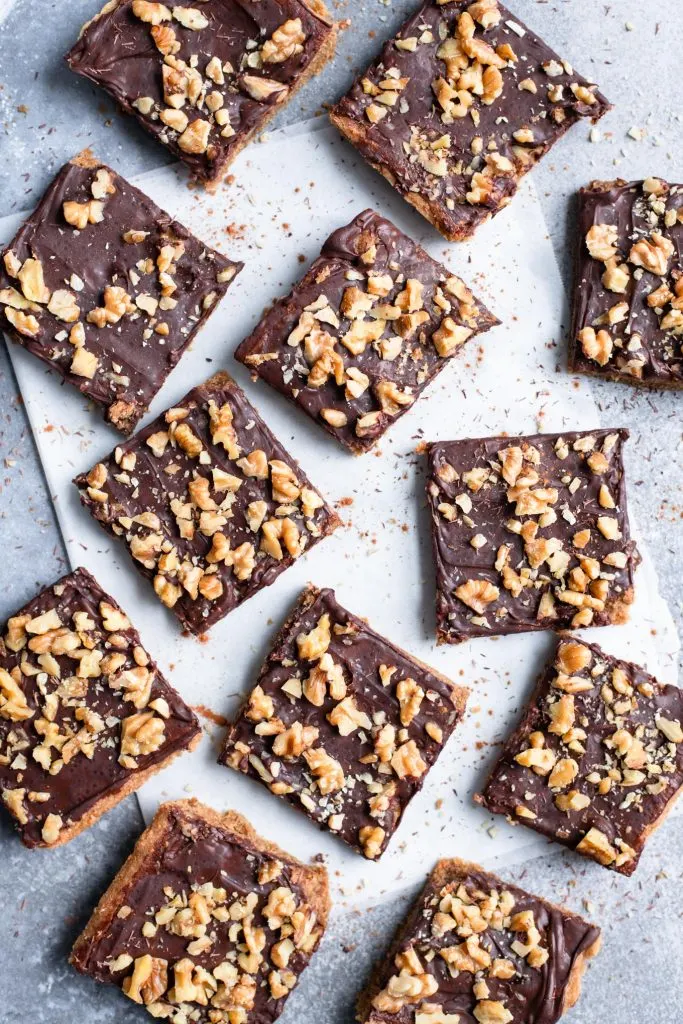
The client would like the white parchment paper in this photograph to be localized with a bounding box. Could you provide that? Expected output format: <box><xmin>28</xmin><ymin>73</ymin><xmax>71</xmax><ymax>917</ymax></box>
<box><xmin>2</xmin><ymin>122</ymin><xmax>678</xmax><ymax>908</ymax></box>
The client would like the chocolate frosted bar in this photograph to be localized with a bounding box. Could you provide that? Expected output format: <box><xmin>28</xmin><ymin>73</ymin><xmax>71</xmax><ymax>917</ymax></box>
<box><xmin>357</xmin><ymin>857</ymin><xmax>601</xmax><ymax>1024</ymax></box>
<box><xmin>479</xmin><ymin>637</ymin><xmax>683</xmax><ymax>875</ymax></box>
<box><xmin>570</xmin><ymin>177</ymin><xmax>683</xmax><ymax>388</ymax></box>
<box><xmin>330</xmin><ymin>0</ymin><xmax>610</xmax><ymax>242</ymax></box>
<box><xmin>236</xmin><ymin>208</ymin><xmax>498</xmax><ymax>453</ymax></box>
<box><xmin>71</xmin><ymin>799</ymin><xmax>329</xmax><ymax>1022</ymax></box>
<box><xmin>0</xmin><ymin>152</ymin><xmax>242</xmax><ymax>434</ymax></box>
<box><xmin>220</xmin><ymin>586</ymin><xmax>468</xmax><ymax>859</ymax></box>
<box><xmin>427</xmin><ymin>429</ymin><xmax>639</xmax><ymax>644</ymax></box>
<box><xmin>74</xmin><ymin>372</ymin><xmax>340</xmax><ymax>635</ymax></box>
<box><xmin>0</xmin><ymin>568</ymin><xmax>200</xmax><ymax>849</ymax></box>
<box><xmin>67</xmin><ymin>0</ymin><xmax>336</xmax><ymax>187</ymax></box>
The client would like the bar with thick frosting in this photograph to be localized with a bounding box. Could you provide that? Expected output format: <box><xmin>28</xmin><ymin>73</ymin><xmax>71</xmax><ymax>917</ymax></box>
<box><xmin>357</xmin><ymin>857</ymin><xmax>601</xmax><ymax>1024</ymax></box>
<box><xmin>70</xmin><ymin>799</ymin><xmax>330</xmax><ymax>1022</ymax></box>
<box><xmin>570</xmin><ymin>177</ymin><xmax>683</xmax><ymax>388</ymax></box>
<box><xmin>479</xmin><ymin>637</ymin><xmax>683</xmax><ymax>875</ymax></box>
<box><xmin>0</xmin><ymin>568</ymin><xmax>200</xmax><ymax>848</ymax></box>
<box><xmin>330</xmin><ymin>0</ymin><xmax>610</xmax><ymax>242</ymax></box>
<box><xmin>74</xmin><ymin>372</ymin><xmax>340</xmax><ymax>635</ymax></box>
<box><xmin>236</xmin><ymin>208</ymin><xmax>498</xmax><ymax>453</ymax></box>
<box><xmin>427</xmin><ymin>429</ymin><xmax>639</xmax><ymax>644</ymax></box>
<box><xmin>67</xmin><ymin>0</ymin><xmax>336</xmax><ymax>187</ymax></box>
<box><xmin>220</xmin><ymin>585</ymin><xmax>468</xmax><ymax>859</ymax></box>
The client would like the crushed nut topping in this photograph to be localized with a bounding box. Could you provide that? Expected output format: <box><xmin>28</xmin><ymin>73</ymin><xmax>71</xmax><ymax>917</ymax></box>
<box><xmin>428</xmin><ymin>430</ymin><xmax>638</xmax><ymax>643</ymax></box>
<box><xmin>481</xmin><ymin>637</ymin><xmax>683</xmax><ymax>875</ymax></box>
<box><xmin>369</xmin><ymin>859</ymin><xmax>599</xmax><ymax>1022</ymax></box>
<box><xmin>0</xmin><ymin>158</ymin><xmax>241</xmax><ymax>434</ymax></box>
<box><xmin>237</xmin><ymin>209</ymin><xmax>497</xmax><ymax>452</ymax></box>
<box><xmin>0</xmin><ymin>569</ymin><xmax>199</xmax><ymax>849</ymax></box>
<box><xmin>75</xmin><ymin>374</ymin><xmax>338</xmax><ymax>635</ymax></box>
<box><xmin>221</xmin><ymin>586</ymin><xmax>467</xmax><ymax>859</ymax></box>
<box><xmin>572</xmin><ymin>178</ymin><xmax>683</xmax><ymax>386</ymax></box>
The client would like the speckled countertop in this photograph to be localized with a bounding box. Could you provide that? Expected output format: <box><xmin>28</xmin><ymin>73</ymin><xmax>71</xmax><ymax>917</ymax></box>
<box><xmin>0</xmin><ymin>1</ymin><xmax>681</xmax><ymax>1021</ymax></box>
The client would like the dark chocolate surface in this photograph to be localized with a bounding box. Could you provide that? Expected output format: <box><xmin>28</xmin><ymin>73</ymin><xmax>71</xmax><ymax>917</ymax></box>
<box><xmin>221</xmin><ymin>586</ymin><xmax>467</xmax><ymax>859</ymax></box>
<box><xmin>74</xmin><ymin>373</ymin><xmax>339</xmax><ymax>635</ymax></box>
<box><xmin>570</xmin><ymin>178</ymin><xmax>683</xmax><ymax>387</ymax></box>
<box><xmin>236</xmin><ymin>208</ymin><xmax>498</xmax><ymax>453</ymax></box>
<box><xmin>67</xmin><ymin>0</ymin><xmax>334</xmax><ymax>184</ymax></box>
<box><xmin>480</xmin><ymin>637</ymin><xmax>683</xmax><ymax>876</ymax></box>
<box><xmin>0</xmin><ymin>568</ymin><xmax>199</xmax><ymax>848</ymax></box>
<box><xmin>427</xmin><ymin>429</ymin><xmax>640</xmax><ymax>644</ymax></box>
<box><xmin>330</xmin><ymin>0</ymin><xmax>610</xmax><ymax>241</ymax></box>
<box><xmin>0</xmin><ymin>157</ymin><xmax>241</xmax><ymax>434</ymax></box>
<box><xmin>363</xmin><ymin>861</ymin><xmax>600</xmax><ymax>1024</ymax></box>
<box><xmin>72</xmin><ymin>803</ymin><xmax>325</xmax><ymax>1022</ymax></box>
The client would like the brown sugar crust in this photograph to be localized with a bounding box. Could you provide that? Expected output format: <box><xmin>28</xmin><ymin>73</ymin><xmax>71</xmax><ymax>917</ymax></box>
<box><xmin>71</xmin><ymin>797</ymin><xmax>331</xmax><ymax>964</ymax></box>
<box><xmin>356</xmin><ymin>857</ymin><xmax>601</xmax><ymax>1023</ymax></box>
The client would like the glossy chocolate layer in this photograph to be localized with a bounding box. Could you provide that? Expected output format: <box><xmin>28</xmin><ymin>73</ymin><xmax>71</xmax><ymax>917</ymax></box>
<box><xmin>0</xmin><ymin>568</ymin><xmax>199</xmax><ymax>848</ymax></box>
<box><xmin>71</xmin><ymin>802</ymin><xmax>326</xmax><ymax>1022</ymax></box>
<box><xmin>221</xmin><ymin>586</ymin><xmax>468</xmax><ymax>859</ymax></box>
<box><xmin>427</xmin><ymin>429</ymin><xmax>639</xmax><ymax>643</ymax></box>
<box><xmin>67</xmin><ymin>0</ymin><xmax>335</xmax><ymax>184</ymax></box>
<box><xmin>236</xmin><ymin>208</ymin><xmax>498</xmax><ymax>453</ymax></box>
<box><xmin>480</xmin><ymin>637</ymin><xmax>683</xmax><ymax>875</ymax></box>
<box><xmin>362</xmin><ymin>860</ymin><xmax>600</xmax><ymax>1024</ymax></box>
<box><xmin>570</xmin><ymin>178</ymin><xmax>683</xmax><ymax>387</ymax></box>
<box><xmin>330</xmin><ymin>0</ymin><xmax>610</xmax><ymax>241</ymax></box>
<box><xmin>0</xmin><ymin>157</ymin><xmax>241</xmax><ymax>434</ymax></box>
<box><xmin>74</xmin><ymin>373</ymin><xmax>339</xmax><ymax>635</ymax></box>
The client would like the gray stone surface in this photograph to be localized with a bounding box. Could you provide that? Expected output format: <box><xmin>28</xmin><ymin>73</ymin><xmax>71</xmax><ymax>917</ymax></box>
<box><xmin>0</xmin><ymin>0</ymin><xmax>680</xmax><ymax>1021</ymax></box>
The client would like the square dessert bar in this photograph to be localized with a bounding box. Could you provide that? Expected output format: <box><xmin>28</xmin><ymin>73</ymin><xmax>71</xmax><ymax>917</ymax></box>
<box><xmin>75</xmin><ymin>372</ymin><xmax>340</xmax><ymax>635</ymax></box>
<box><xmin>71</xmin><ymin>799</ymin><xmax>329</xmax><ymax>1022</ymax></box>
<box><xmin>0</xmin><ymin>568</ymin><xmax>199</xmax><ymax>849</ymax></box>
<box><xmin>220</xmin><ymin>586</ymin><xmax>469</xmax><ymax>860</ymax></box>
<box><xmin>481</xmin><ymin>638</ymin><xmax>683</xmax><ymax>872</ymax></box>
<box><xmin>67</xmin><ymin>0</ymin><xmax>336</xmax><ymax>187</ymax></box>
<box><xmin>0</xmin><ymin>152</ymin><xmax>242</xmax><ymax>435</ymax></box>
<box><xmin>427</xmin><ymin>429</ymin><xmax>640</xmax><ymax>644</ymax></box>
<box><xmin>330</xmin><ymin>0</ymin><xmax>610</xmax><ymax>242</ymax></box>
<box><xmin>479</xmin><ymin>638</ymin><xmax>683</xmax><ymax>876</ymax></box>
<box><xmin>236</xmin><ymin>208</ymin><xmax>499</xmax><ymax>453</ymax></box>
<box><xmin>570</xmin><ymin>177</ymin><xmax>683</xmax><ymax>388</ymax></box>
<box><xmin>357</xmin><ymin>857</ymin><xmax>601</xmax><ymax>1024</ymax></box>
